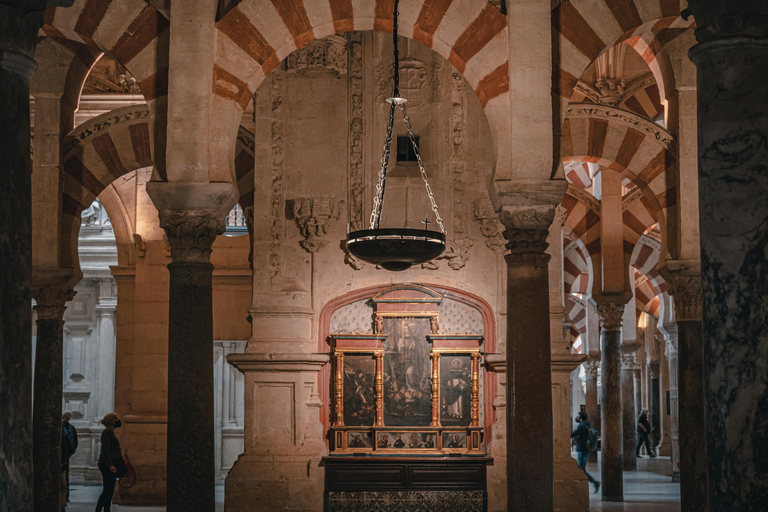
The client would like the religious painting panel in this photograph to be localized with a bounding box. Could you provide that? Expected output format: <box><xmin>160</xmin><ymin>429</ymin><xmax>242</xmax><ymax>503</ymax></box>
<box><xmin>342</xmin><ymin>354</ymin><xmax>376</xmax><ymax>426</ymax></box>
<box><xmin>440</xmin><ymin>355</ymin><xmax>472</xmax><ymax>426</ymax></box>
<box><xmin>381</xmin><ymin>317</ymin><xmax>432</xmax><ymax>426</ymax></box>
<box><xmin>441</xmin><ymin>431</ymin><xmax>467</xmax><ymax>450</ymax></box>
<box><xmin>376</xmin><ymin>431</ymin><xmax>439</xmax><ymax>451</ymax></box>
<box><xmin>347</xmin><ymin>431</ymin><xmax>373</xmax><ymax>450</ymax></box>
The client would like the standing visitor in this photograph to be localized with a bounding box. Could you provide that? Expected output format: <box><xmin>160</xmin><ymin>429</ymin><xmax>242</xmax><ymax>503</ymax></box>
<box><xmin>571</xmin><ymin>412</ymin><xmax>600</xmax><ymax>493</ymax></box>
<box><xmin>61</xmin><ymin>411</ymin><xmax>78</xmax><ymax>506</ymax></box>
<box><xmin>636</xmin><ymin>408</ymin><xmax>655</xmax><ymax>458</ymax></box>
<box><xmin>96</xmin><ymin>413</ymin><xmax>125</xmax><ymax>512</ymax></box>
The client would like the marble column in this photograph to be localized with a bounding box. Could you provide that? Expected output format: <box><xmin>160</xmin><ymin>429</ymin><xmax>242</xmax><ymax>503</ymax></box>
<box><xmin>501</xmin><ymin>206</ymin><xmax>556</xmax><ymax>512</ymax></box>
<box><xmin>663</xmin><ymin>326</ymin><xmax>680</xmax><ymax>482</ymax></box>
<box><xmin>596</xmin><ymin>302</ymin><xmax>624</xmax><ymax>501</ymax></box>
<box><xmin>0</xmin><ymin>4</ymin><xmax>48</xmax><ymax>507</ymax></box>
<box><xmin>686</xmin><ymin>2</ymin><xmax>768</xmax><ymax>508</ymax></box>
<box><xmin>621</xmin><ymin>347</ymin><xmax>639</xmax><ymax>471</ymax></box>
<box><xmin>95</xmin><ymin>279</ymin><xmax>117</xmax><ymax>415</ymax></box>
<box><xmin>160</xmin><ymin>211</ymin><xmax>224</xmax><ymax>511</ymax></box>
<box><xmin>648</xmin><ymin>361</ymin><xmax>661</xmax><ymax>448</ymax></box>
<box><xmin>32</xmin><ymin>282</ymin><xmax>75</xmax><ymax>512</ymax></box>
<box><xmin>633</xmin><ymin>369</ymin><xmax>642</xmax><ymax>424</ymax></box>
<box><xmin>584</xmin><ymin>359</ymin><xmax>600</xmax><ymax>431</ymax></box>
<box><xmin>667</xmin><ymin>273</ymin><xmax>706</xmax><ymax>511</ymax></box>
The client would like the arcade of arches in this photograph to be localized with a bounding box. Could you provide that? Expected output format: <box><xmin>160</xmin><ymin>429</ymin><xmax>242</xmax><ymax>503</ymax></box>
<box><xmin>1</xmin><ymin>0</ymin><xmax>766</xmax><ymax>511</ymax></box>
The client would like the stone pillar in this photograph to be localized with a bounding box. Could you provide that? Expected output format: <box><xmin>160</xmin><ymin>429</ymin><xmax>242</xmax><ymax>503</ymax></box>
<box><xmin>633</xmin><ymin>369</ymin><xmax>642</xmax><ymax>423</ymax></box>
<box><xmin>485</xmin><ymin>355</ymin><xmax>507</xmax><ymax>511</ymax></box>
<box><xmin>160</xmin><ymin>210</ymin><xmax>224</xmax><ymax>511</ymax></box>
<box><xmin>0</xmin><ymin>3</ymin><xmax>59</xmax><ymax>506</ymax></box>
<box><xmin>648</xmin><ymin>361</ymin><xmax>661</xmax><ymax>448</ymax></box>
<box><xmin>620</xmin><ymin>347</ymin><xmax>639</xmax><ymax>471</ymax></box>
<box><xmin>584</xmin><ymin>359</ymin><xmax>600</xmax><ymax>431</ymax></box>
<box><xmin>686</xmin><ymin>3</ymin><xmax>768</xmax><ymax>508</ymax></box>
<box><xmin>667</xmin><ymin>272</ymin><xmax>706</xmax><ymax>511</ymax></box>
<box><xmin>31</xmin><ymin>280</ymin><xmax>75</xmax><ymax>512</ymax></box>
<box><xmin>596</xmin><ymin>302</ymin><xmax>624</xmax><ymax>501</ymax></box>
<box><xmin>500</xmin><ymin>206</ymin><xmax>556</xmax><ymax>512</ymax></box>
<box><xmin>96</xmin><ymin>279</ymin><xmax>117</xmax><ymax>416</ymax></box>
<box><xmin>662</xmin><ymin>326</ymin><xmax>680</xmax><ymax>482</ymax></box>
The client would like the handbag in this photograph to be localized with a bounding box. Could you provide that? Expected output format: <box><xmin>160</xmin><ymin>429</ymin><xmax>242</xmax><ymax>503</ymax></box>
<box><xmin>112</xmin><ymin>457</ymin><xmax>129</xmax><ymax>478</ymax></box>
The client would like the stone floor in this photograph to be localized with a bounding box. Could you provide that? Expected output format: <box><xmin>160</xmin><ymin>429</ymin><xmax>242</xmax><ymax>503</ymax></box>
<box><xmin>66</xmin><ymin>456</ymin><xmax>679</xmax><ymax>511</ymax></box>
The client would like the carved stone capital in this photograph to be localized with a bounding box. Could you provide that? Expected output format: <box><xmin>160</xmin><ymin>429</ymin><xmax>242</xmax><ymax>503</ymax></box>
<box><xmin>595</xmin><ymin>77</ymin><xmax>626</xmax><ymax>107</ymax></box>
<box><xmin>685</xmin><ymin>1</ymin><xmax>768</xmax><ymax>44</ymax></box>
<box><xmin>285</xmin><ymin>34</ymin><xmax>347</xmax><ymax>75</ymax></box>
<box><xmin>595</xmin><ymin>302</ymin><xmax>625</xmax><ymax>331</ymax></box>
<box><xmin>158</xmin><ymin>210</ymin><xmax>225</xmax><ymax>264</ymax></box>
<box><xmin>583</xmin><ymin>358</ymin><xmax>600</xmax><ymax>378</ymax></box>
<box><xmin>471</xmin><ymin>198</ymin><xmax>506</xmax><ymax>253</ymax></box>
<box><xmin>286</xmin><ymin>198</ymin><xmax>339</xmax><ymax>253</ymax></box>
<box><xmin>649</xmin><ymin>360</ymin><xmax>661</xmax><ymax>379</ymax></box>
<box><xmin>33</xmin><ymin>285</ymin><xmax>76</xmax><ymax>321</ymax></box>
<box><xmin>621</xmin><ymin>343</ymin><xmax>641</xmax><ymax>369</ymax></box>
<box><xmin>664</xmin><ymin>271</ymin><xmax>702</xmax><ymax>322</ymax></box>
<box><xmin>499</xmin><ymin>205</ymin><xmax>556</xmax><ymax>258</ymax></box>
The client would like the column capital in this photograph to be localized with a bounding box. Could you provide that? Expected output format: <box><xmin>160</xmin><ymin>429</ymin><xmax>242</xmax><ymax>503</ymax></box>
<box><xmin>648</xmin><ymin>360</ymin><xmax>661</xmax><ymax>379</ymax></box>
<box><xmin>158</xmin><ymin>210</ymin><xmax>225</xmax><ymax>264</ymax></box>
<box><xmin>684</xmin><ymin>0</ymin><xmax>768</xmax><ymax>44</ymax></box>
<box><xmin>621</xmin><ymin>343</ymin><xmax>641</xmax><ymax>369</ymax></box>
<box><xmin>285</xmin><ymin>197</ymin><xmax>340</xmax><ymax>253</ymax></box>
<box><xmin>499</xmin><ymin>204</ymin><xmax>556</xmax><ymax>259</ymax></box>
<box><xmin>662</xmin><ymin>268</ymin><xmax>702</xmax><ymax>322</ymax></box>
<box><xmin>594</xmin><ymin>302</ymin><xmax>625</xmax><ymax>331</ymax></box>
<box><xmin>583</xmin><ymin>358</ymin><xmax>600</xmax><ymax>378</ymax></box>
<box><xmin>31</xmin><ymin>268</ymin><xmax>80</xmax><ymax>321</ymax></box>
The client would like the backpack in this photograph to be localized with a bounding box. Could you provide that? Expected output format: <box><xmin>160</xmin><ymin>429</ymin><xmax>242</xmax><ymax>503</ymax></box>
<box><xmin>586</xmin><ymin>427</ymin><xmax>599</xmax><ymax>452</ymax></box>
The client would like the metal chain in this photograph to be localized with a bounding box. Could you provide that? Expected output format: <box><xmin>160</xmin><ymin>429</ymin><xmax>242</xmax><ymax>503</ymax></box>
<box><xmin>400</xmin><ymin>104</ymin><xmax>446</xmax><ymax>234</ymax></box>
<box><xmin>369</xmin><ymin>101</ymin><xmax>396</xmax><ymax>229</ymax></box>
<box><xmin>392</xmin><ymin>0</ymin><xmax>400</xmax><ymax>97</ymax></box>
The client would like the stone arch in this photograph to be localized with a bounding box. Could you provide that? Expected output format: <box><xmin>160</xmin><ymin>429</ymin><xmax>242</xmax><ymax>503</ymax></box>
<box><xmin>60</xmin><ymin>104</ymin><xmax>256</xmax><ymax>268</ymax></box>
<box><xmin>213</xmin><ymin>0</ymin><xmax>510</xmax><ymax>184</ymax></box>
<box><xmin>553</xmin><ymin>0</ymin><xmax>693</xmax><ymax>110</ymax></box>
<box><xmin>317</xmin><ymin>282</ymin><xmax>497</xmax><ymax>436</ymax></box>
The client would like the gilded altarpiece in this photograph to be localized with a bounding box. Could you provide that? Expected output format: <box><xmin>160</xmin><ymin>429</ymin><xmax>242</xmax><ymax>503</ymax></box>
<box><xmin>329</xmin><ymin>286</ymin><xmax>484</xmax><ymax>454</ymax></box>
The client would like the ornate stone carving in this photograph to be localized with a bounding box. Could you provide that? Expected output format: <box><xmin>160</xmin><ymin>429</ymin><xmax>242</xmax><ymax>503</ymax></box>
<box><xmin>375</xmin><ymin>56</ymin><xmax>437</xmax><ymax>108</ymax></box>
<box><xmin>340</xmin><ymin>240</ymin><xmax>366</xmax><ymax>270</ymax></box>
<box><xmin>133</xmin><ymin>234</ymin><xmax>146</xmax><ymax>258</ymax></box>
<box><xmin>669</xmin><ymin>274</ymin><xmax>702</xmax><ymax>322</ymax></box>
<box><xmin>286</xmin><ymin>198</ymin><xmax>340</xmax><ymax>253</ymax></box>
<box><xmin>158</xmin><ymin>210</ymin><xmax>225</xmax><ymax>264</ymax></box>
<box><xmin>347</xmin><ymin>32</ymin><xmax>365</xmax><ymax>231</ymax></box>
<box><xmin>620</xmin><ymin>73</ymin><xmax>657</xmax><ymax>104</ymax></box>
<box><xmin>269</xmin><ymin>71</ymin><xmax>285</xmax><ymax>285</ymax></box>
<box><xmin>285</xmin><ymin>35</ymin><xmax>347</xmax><ymax>76</ymax></box>
<box><xmin>82</xmin><ymin>56</ymin><xmax>141</xmax><ymax>94</ymax></box>
<box><xmin>584</xmin><ymin>359</ymin><xmax>600</xmax><ymax>378</ymax></box>
<box><xmin>499</xmin><ymin>206</ymin><xmax>556</xmax><ymax>258</ymax></box>
<box><xmin>566</xmin><ymin>103</ymin><xmax>676</xmax><ymax>152</ymax></box>
<box><xmin>420</xmin><ymin>237</ymin><xmax>473</xmax><ymax>271</ymax></box>
<box><xmin>566</xmin><ymin>183</ymin><xmax>600</xmax><ymax>213</ymax></box>
<box><xmin>621</xmin><ymin>343</ymin><xmax>641</xmax><ymax>369</ymax></box>
<box><xmin>574</xmin><ymin>80</ymin><xmax>600</xmax><ymax>103</ymax></box>
<box><xmin>596</xmin><ymin>303</ymin><xmax>624</xmax><ymax>331</ymax></box>
<box><xmin>327</xmin><ymin>490</ymin><xmax>484</xmax><ymax>510</ymax></box>
<box><xmin>33</xmin><ymin>285</ymin><xmax>76</xmax><ymax>321</ymax></box>
<box><xmin>80</xmin><ymin>199</ymin><xmax>111</xmax><ymax>228</ymax></box>
<box><xmin>62</xmin><ymin>105</ymin><xmax>150</xmax><ymax>155</ymax></box>
<box><xmin>649</xmin><ymin>360</ymin><xmax>661</xmax><ymax>379</ymax></box>
<box><xmin>683</xmin><ymin>1</ymin><xmax>768</xmax><ymax>43</ymax></box>
<box><xmin>595</xmin><ymin>77</ymin><xmax>626</xmax><ymax>107</ymax></box>
<box><xmin>471</xmin><ymin>198</ymin><xmax>506</xmax><ymax>253</ymax></box>
<box><xmin>429</xmin><ymin>61</ymin><xmax>442</xmax><ymax>102</ymax></box>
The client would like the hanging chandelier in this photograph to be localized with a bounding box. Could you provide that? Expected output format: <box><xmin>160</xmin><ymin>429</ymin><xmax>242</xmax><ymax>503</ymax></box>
<box><xmin>345</xmin><ymin>0</ymin><xmax>446</xmax><ymax>271</ymax></box>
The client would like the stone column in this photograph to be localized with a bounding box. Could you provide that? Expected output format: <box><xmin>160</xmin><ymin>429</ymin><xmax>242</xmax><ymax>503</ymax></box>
<box><xmin>160</xmin><ymin>210</ymin><xmax>224</xmax><ymax>511</ymax></box>
<box><xmin>584</xmin><ymin>359</ymin><xmax>600</xmax><ymax>431</ymax></box>
<box><xmin>662</xmin><ymin>326</ymin><xmax>680</xmax><ymax>482</ymax></box>
<box><xmin>500</xmin><ymin>206</ymin><xmax>556</xmax><ymax>512</ymax></box>
<box><xmin>32</xmin><ymin>281</ymin><xmax>75</xmax><ymax>512</ymax></box>
<box><xmin>596</xmin><ymin>302</ymin><xmax>624</xmax><ymax>501</ymax></box>
<box><xmin>0</xmin><ymin>3</ymin><xmax>61</xmax><ymax>507</ymax></box>
<box><xmin>686</xmin><ymin>3</ymin><xmax>768</xmax><ymax>508</ymax></box>
<box><xmin>96</xmin><ymin>279</ymin><xmax>117</xmax><ymax>416</ymax></box>
<box><xmin>648</xmin><ymin>361</ymin><xmax>661</xmax><ymax>448</ymax></box>
<box><xmin>621</xmin><ymin>347</ymin><xmax>639</xmax><ymax>471</ymax></box>
<box><xmin>667</xmin><ymin>272</ymin><xmax>706</xmax><ymax>511</ymax></box>
<box><xmin>633</xmin><ymin>369</ymin><xmax>642</xmax><ymax>423</ymax></box>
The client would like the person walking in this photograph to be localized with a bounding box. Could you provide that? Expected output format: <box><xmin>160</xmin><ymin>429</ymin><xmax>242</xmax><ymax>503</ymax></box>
<box><xmin>636</xmin><ymin>408</ymin><xmax>656</xmax><ymax>458</ymax></box>
<box><xmin>96</xmin><ymin>413</ymin><xmax>124</xmax><ymax>512</ymax></box>
<box><xmin>61</xmin><ymin>411</ymin><xmax>78</xmax><ymax>506</ymax></box>
<box><xmin>571</xmin><ymin>412</ymin><xmax>600</xmax><ymax>493</ymax></box>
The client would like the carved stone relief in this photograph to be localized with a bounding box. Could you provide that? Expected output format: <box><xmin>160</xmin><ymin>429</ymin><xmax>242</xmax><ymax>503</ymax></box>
<box><xmin>286</xmin><ymin>198</ymin><xmax>340</xmax><ymax>253</ymax></box>
<box><xmin>348</xmin><ymin>32</ymin><xmax>365</xmax><ymax>232</ymax></box>
<box><xmin>566</xmin><ymin>103</ymin><xmax>676</xmax><ymax>151</ymax></box>
<box><xmin>285</xmin><ymin>34</ymin><xmax>347</xmax><ymax>76</ymax></box>
<box><xmin>269</xmin><ymin>71</ymin><xmax>285</xmax><ymax>285</ymax></box>
<box><xmin>375</xmin><ymin>56</ymin><xmax>438</xmax><ymax>107</ymax></box>
<box><xmin>82</xmin><ymin>56</ymin><xmax>141</xmax><ymax>94</ymax></box>
<box><xmin>471</xmin><ymin>198</ymin><xmax>506</xmax><ymax>253</ymax></box>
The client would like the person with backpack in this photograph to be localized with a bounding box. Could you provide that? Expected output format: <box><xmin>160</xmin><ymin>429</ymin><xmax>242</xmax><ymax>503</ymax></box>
<box><xmin>636</xmin><ymin>408</ymin><xmax>656</xmax><ymax>458</ymax></box>
<box><xmin>571</xmin><ymin>412</ymin><xmax>600</xmax><ymax>493</ymax></box>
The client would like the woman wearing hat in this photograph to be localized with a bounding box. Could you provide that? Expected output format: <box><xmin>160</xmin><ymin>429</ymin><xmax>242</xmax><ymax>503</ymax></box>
<box><xmin>96</xmin><ymin>413</ymin><xmax>123</xmax><ymax>512</ymax></box>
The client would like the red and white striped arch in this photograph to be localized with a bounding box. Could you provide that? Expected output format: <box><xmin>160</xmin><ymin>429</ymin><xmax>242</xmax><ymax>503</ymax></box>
<box><xmin>41</xmin><ymin>0</ymin><xmax>170</xmax><ymax>105</ymax></box>
<box><xmin>553</xmin><ymin>0</ymin><xmax>693</xmax><ymax>112</ymax></box>
<box><xmin>59</xmin><ymin>104</ymin><xmax>255</xmax><ymax>268</ymax></box>
<box><xmin>620</xmin><ymin>80</ymin><xmax>663</xmax><ymax>121</ymax></box>
<box><xmin>213</xmin><ymin>0</ymin><xmax>510</xmax><ymax>139</ymax></box>
<box><xmin>563</xmin><ymin>237</ymin><xmax>593</xmax><ymax>295</ymax></box>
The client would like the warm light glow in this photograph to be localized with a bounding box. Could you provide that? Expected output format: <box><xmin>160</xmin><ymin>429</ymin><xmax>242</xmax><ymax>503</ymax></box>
<box><xmin>638</xmin><ymin>311</ymin><xmax>648</xmax><ymax>330</ymax></box>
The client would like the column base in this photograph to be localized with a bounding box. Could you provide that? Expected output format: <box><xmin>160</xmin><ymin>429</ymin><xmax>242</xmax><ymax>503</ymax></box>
<box><xmin>602</xmin><ymin>496</ymin><xmax>624</xmax><ymax>502</ymax></box>
<box><xmin>672</xmin><ymin>471</ymin><xmax>680</xmax><ymax>483</ymax></box>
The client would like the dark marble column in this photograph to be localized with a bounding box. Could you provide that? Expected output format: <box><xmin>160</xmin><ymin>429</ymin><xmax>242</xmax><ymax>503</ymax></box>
<box><xmin>584</xmin><ymin>359</ymin><xmax>600</xmax><ymax>433</ymax></box>
<box><xmin>649</xmin><ymin>361</ymin><xmax>661</xmax><ymax>448</ymax></box>
<box><xmin>160</xmin><ymin>211</ymin><xmax>224</xmax><ymax>511</ymax></box>
<box><xmin>0</xmin><ymin>2</ymin><xmax>69</xmax><ymax>508</ymax></box>
<box><xmin>32</xmin><ymin>285</ymin><xmax>74</xmax><ymax>512</ymax></box>
<box><xmin>620</xmin><ymin>347</ymin><xmax>639</xmax><ymax>471</ymax></box>
<box><xmin>501</xmin><ymin>206</ymin><xmax>556</xmax><ymax>512</ymax></box>
<box><xmin>686</xmin><ymin>3</ymin><xmax>768</xmax><ymax>508</ymax></box>
<box><xmin>663</xmin><ymin>328</ymin><xmax>680</xmax><ymax>483</ymax></box>
<box><xmin>596</xmin><ymin>302</ymin><xmax>624</xmax><ymax>501</ymax></box>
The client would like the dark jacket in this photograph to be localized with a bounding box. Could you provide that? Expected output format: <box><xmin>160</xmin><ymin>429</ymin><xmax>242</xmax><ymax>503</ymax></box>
<box><xmin>62</xmin><ymin>421</ymin><xmax>78</xmax><ymax>463</ymax></box>
<box><xmin>571</xmin><ymin>420</ymin><xmax>592</xmax><ymax>453</ymax></box>
<box><xmin>638</xmin><ymin>414</ymin><xmax>651</xmax><ymax>435</ymax></box>
<box><xmin>98</xmin><ymin>428</ymin><xmax>122</xmax><ymax>466</ymax></box>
